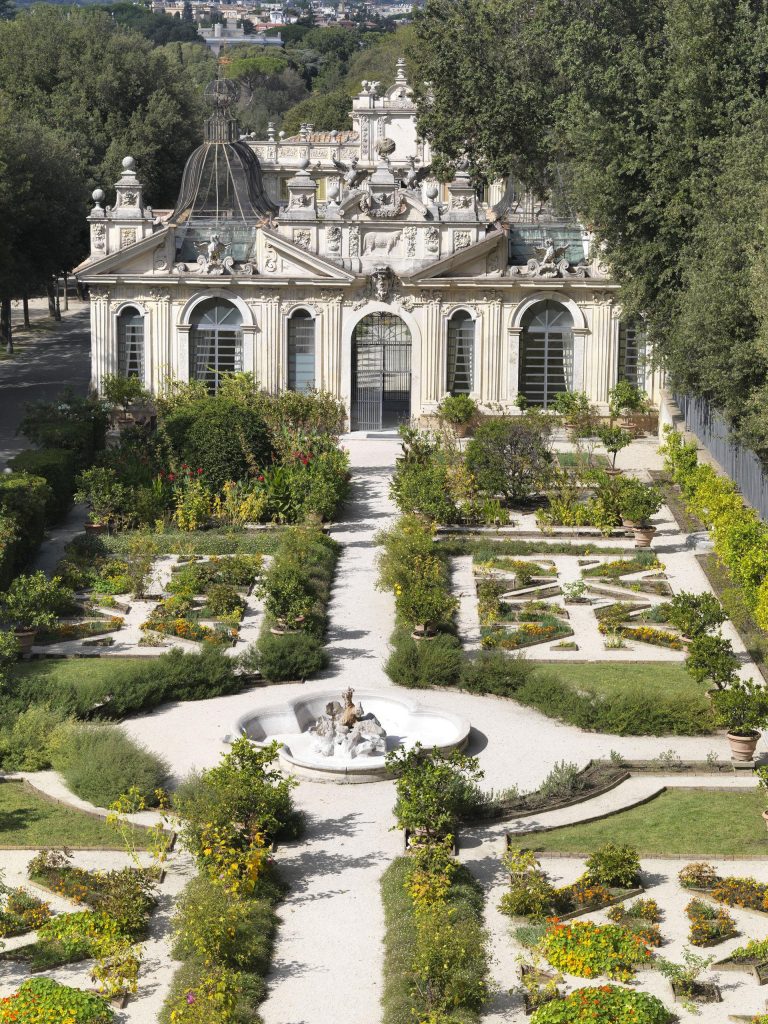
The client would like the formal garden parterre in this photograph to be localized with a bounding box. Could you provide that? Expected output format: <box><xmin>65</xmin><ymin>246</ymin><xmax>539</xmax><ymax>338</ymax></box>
<box><xmin>2</xmin><ymin>386</ymin><xmax>768</xmax><ymax>1022</ymax></box>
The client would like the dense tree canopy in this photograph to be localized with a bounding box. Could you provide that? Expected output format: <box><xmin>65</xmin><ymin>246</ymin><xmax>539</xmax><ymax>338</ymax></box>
<box><xmin>412</xmin><ymin>0</ymin><xmax>768</xmax><ymax>456</ymax></box>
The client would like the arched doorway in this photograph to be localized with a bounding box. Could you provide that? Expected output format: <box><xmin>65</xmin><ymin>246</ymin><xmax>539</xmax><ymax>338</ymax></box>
<box><xmin>519</xmin><ymin>300</ymin><xmax>574</xmax><ymax>408</ymax></box>
<box><xmin>352</xmin><ymin>312</ymin><xmax>412</xmax><ymax>430</ymax></box>
<box><xmin>189</xmin><ymin>297</ymin><xmax>243</xmax><ymax>393</ymax></box>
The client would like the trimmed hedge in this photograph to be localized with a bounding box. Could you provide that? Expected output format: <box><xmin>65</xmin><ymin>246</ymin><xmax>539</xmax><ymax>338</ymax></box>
<box><xmin>9</xmin><ymin>449</ymin><xmax>78</xmax><ymax>522</ymax></box>
<box><xmin>0</xmin><ymin>472</ymin><xmax>50</xmax><ymax>587</ymax></box>
<box><xmin>385</xmin><ymin>626</ymin><xmax>463</xmax><ymax>689</ymax></box>
<box><xmin>50</xmin><ymin>722</ymin><xmax>170</xmax><ymax>808</ymax></box>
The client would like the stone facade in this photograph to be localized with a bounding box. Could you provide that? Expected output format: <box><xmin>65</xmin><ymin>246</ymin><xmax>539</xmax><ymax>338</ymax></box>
<box><xmin>76</xmin><ymin>60</ymin><xmax>662</xmax><ymax>430</ymax></box>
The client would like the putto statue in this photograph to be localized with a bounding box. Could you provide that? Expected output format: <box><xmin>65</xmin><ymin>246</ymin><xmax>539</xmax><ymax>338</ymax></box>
<box><xmin>528</xmin><ymin>237</ymin><xmax>570</xmax><ymax>278</ymax></box>
<box><xmin>309</xmin><ymin>688</ymin><xmax>387</xmax><ymax>759</ymax></box>
<box><xmin>194</xmin><ymin>234</ymin><xmax>234</xmax><ymax>275</ymax></box>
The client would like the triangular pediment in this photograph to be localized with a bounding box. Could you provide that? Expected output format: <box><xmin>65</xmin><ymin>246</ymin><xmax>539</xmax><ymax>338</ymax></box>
<box><xmin>74</xmin><ymin>227</ymin><xmax>170</xmax><ymax>279</ymax></box>
<box><xmin>403</xmin><ymin>230</ymin><xmax>505</xmax><ymax>282</ymax></box>
<box><xmin>259</xmin><ymin>228</ymin><xmax>355</xmax><ymax>282</ymax></box>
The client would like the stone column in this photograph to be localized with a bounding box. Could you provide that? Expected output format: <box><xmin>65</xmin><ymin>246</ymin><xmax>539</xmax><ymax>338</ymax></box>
<box><xmin>571</xmin><ymin>326</ymin><xmax>591</xmax><ymax>394</ymax></box>
<box><xmin>149</xmin><ymin>290</ymin><xmax>171</xmax><ymax>393</ymax></box>
<box><xmin>507</xmin><ymin>326</ymin><xmax>523</xmax><ymax>406</ymax></box>
<box><xmin>322</xmin><ymin>294</ymin><xmax>342</xmax><ymax>394</ymax></box>
<box><xmin>480</xmin><ymin>295</ymin><xmax>502</xmax><ymax>404</ymax></box>
<box><xmin>176</xmin><ymin>325</ymin><xmax>191</xmax><ymax>382</ymax></box>
<box><xmin>420</xmin><ymin>293</ymin><xmax>442</xmax><ymax>409</ymax></box>
<box><xmin>584</xmin><ymin>296</ymin><xmax>614</xmax><ymax>406</ymax></box>
<box><xmin>255</xmin><ymin>295</ymin><xmax>281</xmax><ymax>392</ymax></box>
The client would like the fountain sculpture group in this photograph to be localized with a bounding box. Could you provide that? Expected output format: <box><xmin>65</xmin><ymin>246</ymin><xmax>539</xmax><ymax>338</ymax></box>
<box><xmin>309</xmin><ymin>687</ymin><xmax>387</xmax><ymax>759</ymax></box>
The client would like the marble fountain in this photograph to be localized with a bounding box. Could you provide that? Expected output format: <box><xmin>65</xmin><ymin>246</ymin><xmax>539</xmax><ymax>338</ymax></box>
<box><xmin>231</xmin><ymin>687</ymin><xmax>471</xmax><ymax>783</ymax></box>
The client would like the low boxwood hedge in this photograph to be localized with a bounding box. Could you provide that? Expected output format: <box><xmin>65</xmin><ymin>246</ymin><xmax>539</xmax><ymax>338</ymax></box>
<box><xmin>9</xmin><ymin>448</ymin><xmax>78</xmax><ymax>523</ymax></box>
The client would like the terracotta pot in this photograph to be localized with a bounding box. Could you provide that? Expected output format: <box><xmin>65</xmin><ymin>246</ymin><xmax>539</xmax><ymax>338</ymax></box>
<box><xmin>84</xmin><ymin>522</ymin><xmax>107</xmax><ymax>535</ymax></box>
<box><xmin>632</xmin><ymin>525</ymin><xmax>657</xmax><ymax>548</ymax></box>
<box><xmin>604</xmin><ymin>466</ymin><xmax>623</xmax><ymax>477</ymax></box>
<box><xmin>727</xmin><ymin>731</ymin><xmax>760</xmax><ymax>762</ymax></box>
<box><xmin>453</xmin><ymin>422</ymin><xmax>471</xmax><ymax>438</ymax></box>
<box><xmin>14</xmin><ymin>629</ymin><xmax>36</xmax><ymax>656</ymax></box>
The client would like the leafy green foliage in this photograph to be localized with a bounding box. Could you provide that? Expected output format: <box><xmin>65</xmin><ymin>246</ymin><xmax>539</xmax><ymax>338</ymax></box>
<box><xmin>386</xmin><ymin>744</ymin><xmax>483</xmax><ymax>841</ymax></box>
<box><xmin>465</xmin><ymin>416</ymin><xmax>554</xmax><ymax>503</ymax></box>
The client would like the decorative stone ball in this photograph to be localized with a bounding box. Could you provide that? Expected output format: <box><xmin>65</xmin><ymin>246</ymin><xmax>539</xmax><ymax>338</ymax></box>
<box><xmin>299</xmin><ymin>157</ymin><xmax>311</xmax><ymax>170</ymax></box>
<box><xmin>426</xmin><ymin>185</ymin><xmax>439</xmax><ymax>200</ymax></box>
<box><xmin>376</xmin><ymin>137</ymin><xmax>396</xmax><ymax>158</ymax></box>
<box><xmin>327</xmin><ymin>184</ymin><xmax>340</xmax><ymax>202</ymax></box>
<box><xmin>92</xmin><ymin>188</ymin><xmax>105</xmax><ymax>204</ymax></box>
<box><xmin>122</xmin><ymin>156</ymin><xmax>136</xmax><ymax>171</ymax></box>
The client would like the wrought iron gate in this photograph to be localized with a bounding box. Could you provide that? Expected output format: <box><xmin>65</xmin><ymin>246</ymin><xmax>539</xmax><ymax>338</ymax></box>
<box><xmin>351</xmin><ymin>313</ymin><xmax>412</xmax><ymax>431</ymax></box>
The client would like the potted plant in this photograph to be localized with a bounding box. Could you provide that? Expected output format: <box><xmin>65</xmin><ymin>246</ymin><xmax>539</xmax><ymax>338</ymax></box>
<box><xmin>685</xmin><ymin>633</ymin><xmax>739</xmax><ymax>691</ymax></box>
<box><xmin>608</xmin><ymin>380</ymin><xmax>648</xmax><ymax>433</ymax></box>
<box><xmin>0</xmin><ymin>572</ymin><xmax>74</xmax><ymax>654</ymax></box>
<box><xmin>552</xmin><ymin>390</ymin><xmax>592</xmax><ymax>439</ymax></box>
<box><xmin>596</xmin><ymin>424</ymin><xmax>632</xmax><ymax>476</ymax></box>
<box><xmin>437</xmin><ymin>394</ymin><xmax>479</xmax><ymax>438</ymax></box>
<box><xmin>711</xmin><ymin>678</ymin><xmax>768</xmax><ymax>761</ymax></box>
<box><xmin>257</xmin><ymin>561</ymin><xmax>314</xmax><ymax>633</ymax></box>
<box><xmin>562</xmin><ymin>579</ymin><xmax>589</xmax><ymax>604</ymax></box>
<box><xmin>397</xmin><ymin>555</ymin><xmax>457</xmax><ymax>638</ymax></box>
<box><xmin>74</xmin><ymin>466</ymin><xmax>129</xmax><ymax>533</ymax></box>
<box><xmin>616</xmin><ymin>480</ymin><xmax>663</xmax><ymax>546</ymax></box>
<box><xmin>102</xmin><ymin>373</ymin><xmax>150</xmax><ymax>428</ymax></box>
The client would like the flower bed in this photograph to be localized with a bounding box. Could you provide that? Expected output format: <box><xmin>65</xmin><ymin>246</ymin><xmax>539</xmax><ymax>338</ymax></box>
<box><xmin>685</xmin><ymin>897</ymin><xmax>737</xmax><ymax>946</ymax></box>
<box><xmin>34</xmin><ymin>616</ymin><xmax>124</xmax><ymax>645</ymax></box>
<box><xmin>0</xmin><ymin>978</ymin><xmax>114</xmax><ymax>1024</ymax></box>
<box><xmin>482</xmin><ymin>618</ymin><xmax>573</xmax><ymax>650</ymax></box>
<box><xmin>539</xmin><ymin>920</ymin><xmax>652</xmax><ymax>981</ymax></box>
<box><xmin>0</xmin><ymin>886</ymin><xmax>51</xmax><ymax>937</ymax></box>
<box><xmin>597</xmin><ymin>622</ymin><xmax>685</xmax><ymax>650</ymax></box>
<box><xmin>0</xmin><ymin>910</ymin><xmax>124</xmax><ymax>970</ymax></box>
<box><xmin>607</xmin><ymin>897</ymin><xmax>663</xmax><ymax>946</ymax></box>
<box><xmin>530</xmin><ymin>985</ymin><xmax>673</xmax><ymax>1023</ymax></box>
<box><xmin>582</xmin><ymin>555</ymin><xmax>661</xmax><ymax>578</ymax></box>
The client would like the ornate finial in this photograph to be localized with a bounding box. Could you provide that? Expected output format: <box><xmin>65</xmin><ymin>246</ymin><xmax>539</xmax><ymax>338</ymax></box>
<box><xmin>278</xmin><ymin>130</ymin><xmax>285</xmax><ymax>141</ymax></box>
<box><xmin>92</xmin><ymin>188</ymin><xmax>105</xmax><ymax>208</ymax></box>
<box><xmin>267</xmin><ymin>122</ymin><xmax>275</xmax><ymax>141</ymax></box>
<box><xmin>122</xmin><ymin>156</ymin><xmax>136</xmax><ymax>173</ymax></box>
<box><xmin>395</xmin><ymin>57</ymin><xmax>407</xmax><ymax>84</ymax></box>
<box><xmin>204</xmin><ymin>76</ymin><xmax>239</xmax><ymax>113</ymax></box>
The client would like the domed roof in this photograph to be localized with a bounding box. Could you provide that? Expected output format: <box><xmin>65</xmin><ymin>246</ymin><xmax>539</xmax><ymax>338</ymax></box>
<box><xmin>170</xmin><ymin>80</ymin><xmax>278</xmax><ymax>227</ymax></box>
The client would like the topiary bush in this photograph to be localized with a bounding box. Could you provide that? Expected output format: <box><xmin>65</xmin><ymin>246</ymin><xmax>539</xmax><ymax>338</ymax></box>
<box><xmin>49</xmin><ymin>723</ymin><xmax>169</xmax><ymax>808</ymax></box>
<box><xmin>8</xmin><ymin>449</ymin><xmax>78</xmax><ymax>523</ymax></box>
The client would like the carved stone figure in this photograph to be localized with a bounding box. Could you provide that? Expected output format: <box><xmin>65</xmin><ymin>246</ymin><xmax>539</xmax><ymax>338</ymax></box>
<box><xmin>294</xmin><ymin>229</ymin><xmax>312</xmax><ymax>251</ymax></box>
<box><xmin>326</xmin><ymin>225</ymin><xmax>342</xmax><ymax>254</ymax></box>
<box><xmin>401</xmin><ymin>155</ymin><xmax>431</xmax><ymax>190</ymax></box>
<box><xmin>348</xmin><ymin>225</ymin><xmax>360</xmax><ymax>258</ymax></box>
<box><xmin>308</xmin><ymin>688</ymin><xmax>387</xmax><ymax>759</ymax></box>
<box><xmin>527</xmin><ymin>238</ymin><xmax>570</xmax><ymax>278</ymax></box>
<box><xmin>453</xmin><ymin>230</ymin><xmax>471</xmax><ymax>251</ymax></box>
<box><xmin>332</xmin><ymin>154</ymin><xmax>367</xmax><ymax>190</ymax></box>
<box><xmin>119</xmin><ymin>228</ymin><xmax>137</xmax><ymax>248</ymax></box>
<box><xmin>404</xmin><ymin>226</ymin><xmax>417</xmax><ymax>258</ymax></box>
<box><xmin>363</xmin><ymin>230</ymin><xmax>401</xmax><ymax>255</ymax></box>
<box><xmin>426</xmin><ymin>227</ymin><xmax>440</xmax><ymax>254</ymax></box>
<box><xmin>370</xmin><ymin>265</ymin><xmax>394</xmax><ymax>301</ymax></box>
<box><xmin>92</xmin><ymin>224</ymin><xmax>106</xmax><ymax>251</ymax></box>
<box><xmin>194</xmin><ymin>234</ymin><xmax>234</xmax><ymax>275</ymax></box>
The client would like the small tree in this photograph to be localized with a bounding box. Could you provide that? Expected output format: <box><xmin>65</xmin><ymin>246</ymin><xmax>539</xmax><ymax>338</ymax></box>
<box><xmin>386</xmin><ymin>744</ymin><xmax>484</xmax><ymax>841</ymax></box>
<box><xmin>102</xmin><ymin>374</ymin><xmax>149</xmax><ymax>414</ymax></box>
<box><xmin>466</xmin><ymin>416</ymin><xmax>554</xmax><ymax>502</ymax></box>
<box><xmin>668</xmin><ymin>592</ymin><xmax>726</xmax><ymax>638</ymax></box>
<box><xmin>74</xmin><ymin>467</ymin><xmax>129</xmax><ymax>527</ymax></box>
<box><xmin>712</xmin><ymin>678</ymin><xmax>768</xmax><ymax>737</ymax></box>
<box><xmin>685</xmin><ymin>634</ymin><xmax>739</xmax><ymax>689</ymax></box>
<box><xmin>597</xmin><ymin>425</ymin><xmax>632</xmax><ymax>470</ymax></box>
<box><xmin>608</xmin><ymin>380</ymin><xmax>647</xmax><ymax>420</ymax></box>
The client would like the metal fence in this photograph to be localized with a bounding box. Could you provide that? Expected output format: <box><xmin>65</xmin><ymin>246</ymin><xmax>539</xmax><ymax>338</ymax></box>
<box><xmin>674</xmin><ymin>392</ymin><xmax>768</xmax><ymax>520</ymax></box>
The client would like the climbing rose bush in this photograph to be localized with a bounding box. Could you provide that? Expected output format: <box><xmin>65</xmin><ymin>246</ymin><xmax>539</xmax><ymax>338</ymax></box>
<box><xmin>0</xmin><ymin>977</ymin><xmax>114</xmax><ymax>1023</ymax></box>
<box><xmin>530</xmin><ymin>984</ymin><xmax>673</xmax><ymax>1023</ymax></box>
<box><xmin>540</xmin><ymin>920</ymin><xmax>651</xmax><ymax>981</ymax></box>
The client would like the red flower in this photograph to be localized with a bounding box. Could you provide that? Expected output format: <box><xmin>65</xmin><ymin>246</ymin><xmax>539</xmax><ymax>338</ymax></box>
<box><xmin>168</xmin><ymin>473</ymin><xmax>176</xmax><ymax>482</ymax></box>
<box><xmin>197</xmin><ymin>467</ymin><xmax>203</xmax><ymax>475</ymax></box>
<box><xmin>257</xmin><ymin>475</ymin><xmax>265</xmax><ymax>482</ymax></box>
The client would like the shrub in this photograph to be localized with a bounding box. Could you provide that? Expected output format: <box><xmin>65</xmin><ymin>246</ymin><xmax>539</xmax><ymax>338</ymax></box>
<box><xmin>390</xmin><ymin>445</ymin><xmax>462</xmax><ymax>523</ymax></box>
<box><xmin>466</xmin><ymin>416</ymin><xmax>554</xmax><ymax>502</ymax></box>
<box><xmin>102</xmin><ymin>373</ymin><xmax>149</xmax><ymax>412</ymax></box>
<box><xmin>584</xmin><ymin>843</ymin><xmax>641</xmax><ymax>888</ymax></box>
<box><xmin>205</xmin><ymin>583</ymin><xmax>245</xmax><ymax>617</ymax></box>
<box><xmin>159</xmin><ymin>959</ymin><xmax>263</xmax><ymax>1024</ymax></box>
<box><xmin>9</xmin><ymin>449</ymin><xmax>78</xmax><ymax>522</ymax></box>
<box><xmin>0</xmin><ymin>472</ymin><xmax>50</xmax><ymax>584</ymax></box>
<box><xmin>0</xmin><ymin>571</ymin><xmax>74</xmax><ymax>631</ymax></box>
<box><xmin>537</xmin><ymin>761</ymin><xmax>586</xmax><ymax>803</ymax></box>
<box><xmin>685</xmin><ymin>633</ymin><xmax>739</xmax><ymax>689</ymax></box>
<box><xmin>246</xmin><ymin>629</ymin><xmax>327</xmax><ymax>682</ymax></box>
<box><xmin>459</xmin><ymin>650</ymin><xmax>533</xmax><ymax>696</ymax></box>
<box><xmin>384</xmin><ymin>627</ymin><xmax>463</xmax><ymax>689</ymax></box>
<box><xmin>50</xmin><ymin>723</ymin><xmax>169</xmax><ymax>808</ymax></box>
<box><xmin>437</xmin><ymin>393</ymin><xmax>478</xmax><ymax>426</ymax></box>
<box><xmin>257</xmin><ymin>559</ymin><xmax>315</xmax><ymax>628</ymax></box>
<box><xmin>163</xmin><ymin>399</ymin><xmax>273</xmax><ymax>492</ymax></box>
<box><xmin>500</xmin><ymin>869</ymin><xmax>557</xmax><ymax>920</ymax></box>
<box><xmin>18</xmin><ymin>393</ymin><xmax>108</xmax><ymax>463</ymax></box>
<box><xmin>678</xmin><ymin>862</ymin><xmax>719</xmax><ymax>890</ymax></box>
<box><xmin>0</xmin><ymin>705</ymin><xmax>71</xmax><ymax>771</ymax></box>
<box><xmin>397</xmin><ymin>553</ymin><xmax>457</xmax><ymax>631</ymax></box>
<box><xmin>173</xmin><ymin>738</ymin><xmax>299</xmax><ymax>856</ymax></box>
<box><xmin>530</xmin><ymin>985</ymin><xmax>673</xmax><ymax>1024</ymax></box>
<box><xmin>171</xmin><ymin>874</ymin><xmax>280</xmax><ymax>973</ymax></box>
<box><xmin>0</xmin><ymin>978</ymin><xmax>114</xmax><ymax>1024</ymax></box>
<box><xmin>712</xmin><ymin>678</ymin><xmax>768</xmax><ymax>735</ymax></box>
<box><xmin>667</xmin><ymin>591</ymin><xmax>726</xmax><ymax>638</ymax></box>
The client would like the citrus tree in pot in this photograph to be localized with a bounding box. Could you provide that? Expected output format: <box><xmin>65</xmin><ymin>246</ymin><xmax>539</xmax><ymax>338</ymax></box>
<box><xmin>74</xmin><ymin>466</ymin><xmax>130</xmax><ymax>533</ymax></box>
<box><xmin>617</xmin><ymin>480</ymin><xmax>663</xmax><ymax>546</ymax></box>
<box><xmin>102</xmin><ymin>373</ymin><xmax>151</xmax><ymax>425</ymax></box>
<box><xmin>596</xmin><ymin>424</ymin><xmax>632</xmax><ymax>475</ymax></box>
<box><xmin>685</xmin><ymin>633</ymin><xmax>739</xmax><ymax>691</ymax></box>
<box><xmin>608</xmin><ymin>380</ymin><xmax>648</xmax><ymax>432</ymax></box>
<box><xmin>398</xmin><ymin>553</ymin><xmax>457</xmax><ymax>638</ymax></box>
<box><xmin>0</xmin><ymin>571</ymin><xmax>75</xmax><ymax>653</ymax></box>
<box><xmin>552</xmin><ymin>390</ymin><xmax>593</xmax><ymax>438</ymax></box>
<box><xmin>711</xmin><ymin>678</ymin><xmax>768</xmax><ymax>761</ymax></box>
<box><xmin>437</xmin><ymin>393</ymin><xmax>479</xmax><ymax>437</ymax></box>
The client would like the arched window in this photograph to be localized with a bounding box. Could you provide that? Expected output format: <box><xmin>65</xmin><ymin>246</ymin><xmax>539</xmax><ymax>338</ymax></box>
<box><xmin>117</xmin><ymin>307</ymin><xmax>144</xmax><ymax>379</ymax></box>
<box><xmin>618</xmin><ymin>320</ymin><xmax>647</xmax><ymax>389</ymax></box>
<box><xmin>519</xmin><ymin>300</ymin><xmax>574</xmax><ymax>408</ymax></box>
<box><xmin>447</xmin><ymin>310</ymin><xmax>474</xmax><ymax>394</ymax></box>
<box><xmin>190</xmin><ymin>298</ymin><xmax>243</xmax><ymax>393</ymax></box>
<box><xmin>287</xmin><ymin>310</ymin><xmax>316</xmax><ymax>393</ymax></box>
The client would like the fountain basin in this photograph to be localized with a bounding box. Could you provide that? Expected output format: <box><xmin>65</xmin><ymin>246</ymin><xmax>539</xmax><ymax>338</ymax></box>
<box><xmin>231</xmin><ymin>690</ymin><xmax>471</xmax><ymax>783</ymax></box>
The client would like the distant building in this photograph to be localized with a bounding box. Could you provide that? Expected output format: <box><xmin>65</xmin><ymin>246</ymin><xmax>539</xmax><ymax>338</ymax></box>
<box><xmin>198</xmin><ymin>17</ymin><xmax>284</xmax><ymax>53</ymax></box>
<box><xmin>76</xmin><ymin>64</ymin><xmax>658</xmax><ymax>432</ymax></box>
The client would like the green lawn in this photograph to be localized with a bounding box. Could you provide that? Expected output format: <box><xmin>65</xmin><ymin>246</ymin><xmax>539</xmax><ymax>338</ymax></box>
<box><xmin>0</xmin><ymin>780</ymin><xmax>150</xmax><ymax>848</ymax></box>
<box><xmin>551</xmin><ymin>661</ymin><xmax>707</xmax><ymax>705</ymax></box>
<box><xmin>11</xmin><ymin>655</ymin><xmax>144</xmax><ymax>691</ymax></box>
<box><xmin>556</xmin><ymin>452</ymin><xmax>609</xmax><ymax>469</ymax></box>
<box><xmin>519</xmin><ymin>788</ymin><xmax>768</xmax><ymax>857</ymax></box>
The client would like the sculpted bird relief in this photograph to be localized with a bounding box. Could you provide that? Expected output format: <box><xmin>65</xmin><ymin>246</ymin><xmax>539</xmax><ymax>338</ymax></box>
<box><xmin>528</xmin><ymin>238</ymin><xmax>570</xmax><ymax>278</ymax></box>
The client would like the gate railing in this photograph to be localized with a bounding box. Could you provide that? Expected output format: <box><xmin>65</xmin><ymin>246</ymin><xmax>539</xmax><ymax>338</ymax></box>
<box><xmin>673</xmin><ymin>391</ymin><xmax>768</xmax><ymax>521</ymax></box>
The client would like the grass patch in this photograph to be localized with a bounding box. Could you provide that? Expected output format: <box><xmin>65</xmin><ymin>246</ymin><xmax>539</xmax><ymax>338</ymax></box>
<box><xmin>101</xmin><ymin>527</ymin><xmax>285</xmax><ymax>556</ymax></box>
<box><xmin>557</xmin><ymin>451</ymin><xmax>609</xmax><ymax>469</ymax></box>
<box><xmin>0</xmin><ymin>780</ymin><xmax>150</xmax><ymax>848</ymax></box>
<box><xmin>519</xmin><ymin>788</ymin><xmax>768</xmax><ymax>857</ymax></box>
<box><xmin>557</xmin><ymin>662</ymin><xmax>700</xmax><ymax>703</ymax></box>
